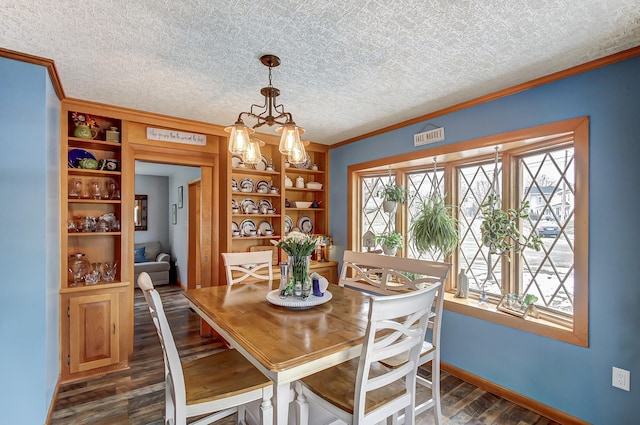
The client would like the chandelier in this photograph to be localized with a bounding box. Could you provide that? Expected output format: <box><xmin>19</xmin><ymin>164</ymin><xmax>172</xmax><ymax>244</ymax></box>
<box><xmin>225</xmin><ymin>54</ymin><xmax>307</xmax><ymax>165</ymax></box>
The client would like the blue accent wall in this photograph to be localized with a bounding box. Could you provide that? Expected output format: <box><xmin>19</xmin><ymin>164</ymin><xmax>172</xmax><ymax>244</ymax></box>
<box><xmin>330</xmin><ymin>56</ymin><xmax>640</xmax><ymax>423</ymax></box>
<box><xmin>0</xmin><ymin>57</ymin><xmax>60</xmax><ymax>424</ymax></box>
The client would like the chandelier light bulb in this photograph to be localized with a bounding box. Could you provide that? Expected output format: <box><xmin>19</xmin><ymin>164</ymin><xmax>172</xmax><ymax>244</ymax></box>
<box><xmin>242</xmin><ymin>138</ymin><xmax>263</xmax><ymax>165</ymax></box>
<box><xmin>288</xmin><ymin>139</ymin><xmax>307</xmax><ymax>164</ymax></box>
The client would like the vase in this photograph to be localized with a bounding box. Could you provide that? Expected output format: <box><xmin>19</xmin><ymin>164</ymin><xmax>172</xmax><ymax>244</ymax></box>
<box><xmin>381</xmin><ymin>244</ymin><xmax>397</xmax><ymax>256</ymax></box>
<box><xmin>289</xmin><ymin>255</ymin><xmax>311</xmax><ymax>297</ymax></box>
<box><xmin>74</xmin><ymin>124</ymin><xmax>98</xmax><ymax>139</ymax></box>
<box><xmin>382</xmin><ymin>200</ymin><xmax>397</xmax><ymax>214</ymax></box>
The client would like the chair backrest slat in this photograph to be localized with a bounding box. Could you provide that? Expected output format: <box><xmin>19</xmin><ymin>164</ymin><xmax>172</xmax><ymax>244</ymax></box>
<box><xmin>221</xmin><ymin>251</ymin><xmax>273</xmax><ymax>287</ymax></box>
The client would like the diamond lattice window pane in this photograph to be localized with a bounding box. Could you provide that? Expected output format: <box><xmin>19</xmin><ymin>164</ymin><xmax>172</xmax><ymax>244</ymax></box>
<box><xmin>361</xmin><ymin>175</ymin><xmax>395</xmax><ymax>249</ymax></box>
<box><xmin>457</xmin><ymin>161</ymin><xmax>502</xmax><ymax>295</ymax></box>
<box><xmin>406</xmin><ymin>168</ymin><xmax>445</xmax><ymax>262</ymax></box>
<box><xmin>519</xmin><ymin>147</ymin><xmax>575</xmax><ymax>315</ymax></box>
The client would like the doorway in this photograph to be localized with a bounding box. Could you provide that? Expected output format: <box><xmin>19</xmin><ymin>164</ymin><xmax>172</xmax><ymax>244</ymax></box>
<box><xmin>134</xmin><ymin>161</ymin><xmax>201</xmax><ymax>287</ymax></box>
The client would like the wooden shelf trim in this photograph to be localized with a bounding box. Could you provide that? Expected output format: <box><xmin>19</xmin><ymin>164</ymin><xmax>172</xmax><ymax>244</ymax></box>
<box><xmin>68</xmin><ymin>232</ymin><xmax>122</xmax><ymax>237</ymax></box>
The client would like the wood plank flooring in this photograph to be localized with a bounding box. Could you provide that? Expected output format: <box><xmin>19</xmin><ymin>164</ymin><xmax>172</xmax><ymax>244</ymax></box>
<box><xmin>50</xmin><ymin>285</ymin><xmax>558</xmax><ymax>425</ymax></box>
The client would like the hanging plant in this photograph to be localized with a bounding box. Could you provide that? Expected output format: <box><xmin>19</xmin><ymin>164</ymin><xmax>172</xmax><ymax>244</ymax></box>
<box><xmin>480</xmin><ymin>194</ymin><xmax>543</xmax><ymax>258</ymax></box>
<box><xmin>377</xmin><ymin>183</ymin><xmax>407</xmax><ymax>214</ymax></box>
<box><xmin>409</xmin><ymin>160</ymin><xmax>458</xmax><ymax>257</ymax></box>
<box><xmin>377</xmin><ymin>184</ymin><xmax>407</xmax><ymax>203</ymax></box>
<box><xmin>410</xmin><ymin>196</ymin><xmax>458</xmax><ymax>257</ymax></box>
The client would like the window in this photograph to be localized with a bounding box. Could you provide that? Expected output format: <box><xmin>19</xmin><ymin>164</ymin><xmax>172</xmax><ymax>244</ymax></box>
<box><xmin>518</xmin><ymin>146</ymin><xmax>575</xmax><ymax>316</ymax></box>
<box><xmin>349</xmin><ymin>118</ymin><xmax>588</xmax><ymax>346</ymax></box>
<box><xmin>361</xmin><ymin>174</ymin><xmax>397</xmax><ymax>245</ymax></box>
<box><xmin>406</xmin><ymin>168</ymin><xmax>445</xmax><ymax>262</ymax></box>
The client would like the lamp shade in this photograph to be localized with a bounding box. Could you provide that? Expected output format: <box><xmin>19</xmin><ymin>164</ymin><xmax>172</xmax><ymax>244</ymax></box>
<box><xmin>242</xmin><ymin>138</ymin><xmax>263</xmax><ymax>165</ymax></box>
<box><xmin>277</xmin><ymin>124</ymin><xmax>304</xmax><ymax>155</ymax></box>
<box><xmin>225</xmin><ymin>123</ymin><xmax>255</xmax><ymax>154</ymax></box>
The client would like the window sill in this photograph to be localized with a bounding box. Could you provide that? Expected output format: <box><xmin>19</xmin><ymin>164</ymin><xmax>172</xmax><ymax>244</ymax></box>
<box><xmin>443</xmin><ymin>292</ymin><xmax>587</xmax><ymax>347</ymax></box>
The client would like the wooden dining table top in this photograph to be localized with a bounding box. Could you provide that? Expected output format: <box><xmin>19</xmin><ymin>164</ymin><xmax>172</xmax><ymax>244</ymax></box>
<box><xmin>184</xmin><ymin>282</ymin><xmax>373</xmax><ymax>374</ymax></box>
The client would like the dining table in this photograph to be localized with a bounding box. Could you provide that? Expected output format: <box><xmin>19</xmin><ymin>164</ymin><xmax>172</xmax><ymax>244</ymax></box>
<box><xmin>184</xmin><ymin>282</ymin><xmax>372</xmax><ymax>425</ymax></box>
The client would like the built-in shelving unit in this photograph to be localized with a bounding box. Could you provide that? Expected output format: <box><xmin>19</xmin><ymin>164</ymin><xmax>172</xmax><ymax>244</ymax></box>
<box><xmin>60</xmin><ymin>107</ymin><xmax>130</xmax><ymax>381</ymax></box>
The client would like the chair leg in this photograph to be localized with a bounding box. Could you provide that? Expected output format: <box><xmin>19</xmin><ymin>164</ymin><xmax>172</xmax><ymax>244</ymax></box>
<box><xmin>432</xmin><ymin>359</ymin><xmax>442</xmax><ymax>425</ymax></box>
<box><xmin>294</xmin><ymin>381</ymin><xmax>309</xmax><ymax>425</ymax></box>
<box><xmin>405</xmin><ymin>405</ymin><xmax>416</xmax><ymax>425</ymax></box>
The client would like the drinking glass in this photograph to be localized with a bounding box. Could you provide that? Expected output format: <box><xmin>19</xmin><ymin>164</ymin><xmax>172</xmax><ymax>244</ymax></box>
<box><xmin>102</xmin><ymin>261</ymin><xmax>118</xmax><ymax>282</ymax></box>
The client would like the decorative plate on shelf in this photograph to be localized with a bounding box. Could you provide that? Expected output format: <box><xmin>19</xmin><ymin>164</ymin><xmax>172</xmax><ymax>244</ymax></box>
<box><xmin>240</xmin><ymin>219</ymin><xmax>257</xmax><ymax>236</ymax></box>
<box><xmin>231</xmin><ymin>199</ymin><xmax>239</xmax><ymax>209</ymax></box>
<box><xmin>68</xmin><ymin>148</ymin><xmax>96</xmax><ymax>168</ymax></box>
<box><xmin>256</xmin><ymin>179</ymin><xmax>271</xmax><ymax>192</ymax></box>
<box><xmin>252</xmin><ymin>155</ymin><xmax>269</xmax><ymax>171</ymax></box>
<box><xmin>285</xmin><ymin>215</ymin><xmax>294</xmax><ymax>234</ymax></box>
<box><xmin>239</xmin><ymin>178</ymin><xmax>254</xmax><ymax>192</ymax></box>
<box><xmin>231</xmin><ymin>177</ymin><xmax>238</xmax><ymax>191</ymax></box>
<box><xmin>258</xmin><ymin>199</ymin><xmax>273</xmax><ymax>211</ymax></box>
<box><xmin>298</xmin><ymin>216</ymin><xmax>314</xmax><ymax>234</ymax></box>
<box><xmin>231</xmin><ymin>153</ymin><xmax>243</xmax><ymax>168</ymax></box>
<box><xmin>266</xmin><ymin>290</ymin><xmax>333</xmax><ymax>310</ymax></box>
<box><xmin>232</xmin><ymin>221</ymin><xmax>240</xmax><ymax>232</ymax></box>
<box><xmin>241</xmin><ymin>198</ymin><xmax>257</xmax><ymax>214</ymax></box>
<box><xmin>258</xmin><ymin>220</ymin><xmax>273</xmax><ymax>236</ymax></box>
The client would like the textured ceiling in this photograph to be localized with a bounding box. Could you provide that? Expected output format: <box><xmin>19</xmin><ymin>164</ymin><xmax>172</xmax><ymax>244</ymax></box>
<box><xmin>2</xmin><ymin>0</ymin><xmax>639</xmax><ymax>144</ymax></box>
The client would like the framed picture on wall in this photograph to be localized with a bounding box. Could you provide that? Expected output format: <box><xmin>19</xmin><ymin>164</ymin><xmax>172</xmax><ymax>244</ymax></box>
<box><xmin>177</xmin><ymin>186</ymin><xmax>183</xmax><ymax>208</ymax></box>
<box><xmin>172</xmin><ymin>204</ymin><xmax>177</xmax><ymax>225</ymax></box>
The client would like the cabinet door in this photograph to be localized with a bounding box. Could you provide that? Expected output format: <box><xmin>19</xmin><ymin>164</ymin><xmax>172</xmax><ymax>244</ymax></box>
<box><xmin>69</xmin><ymin>292</ymin><xmax>120</xmax><ymax>373</ymax></box>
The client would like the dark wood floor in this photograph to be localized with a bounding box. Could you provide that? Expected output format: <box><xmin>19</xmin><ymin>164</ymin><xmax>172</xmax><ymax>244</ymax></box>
<box><xmin>50</xmin><ymin>285</ymin><xmax>557</xmax><ymax>425</ymax></box>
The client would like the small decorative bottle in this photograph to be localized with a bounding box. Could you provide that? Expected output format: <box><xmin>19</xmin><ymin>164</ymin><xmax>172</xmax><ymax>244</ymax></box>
<box><xmin>455</xmin><ymin>269</ymin><xmax>469</xmax><ymax>298</ymax></box>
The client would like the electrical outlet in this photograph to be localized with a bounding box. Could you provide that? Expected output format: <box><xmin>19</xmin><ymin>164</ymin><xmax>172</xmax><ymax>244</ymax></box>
<box><xmin>612</xmin><ymin>367</ymin><xmax>630</xmax><ymax>391</ymax></box>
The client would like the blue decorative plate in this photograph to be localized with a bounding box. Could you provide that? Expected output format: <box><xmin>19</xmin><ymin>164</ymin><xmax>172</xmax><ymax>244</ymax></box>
<box><xmin>68</xmin><ymin>148</ymin><xmax>96</xmax><ymax>168</ymax></box>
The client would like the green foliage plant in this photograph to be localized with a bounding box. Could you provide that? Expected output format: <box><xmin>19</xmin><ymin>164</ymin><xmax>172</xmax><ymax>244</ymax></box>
<box><xmin>377</xmin><ymin>184</ymin><xmax>407</xmax><ymax>203</ymax></box>
<box><xmin>375</xmin><ymin>231</ymin><xmax>403</xmax><ymax>250</ymax></box>
<box><xmin>410</xmin><ymin>196</ymin><xmax>458</xmax><ymax>257</ymax></box>
<box><xmin>479</xmin><ymin>194</ymin><xmax>542</xmax><ymax>258</ymax></box>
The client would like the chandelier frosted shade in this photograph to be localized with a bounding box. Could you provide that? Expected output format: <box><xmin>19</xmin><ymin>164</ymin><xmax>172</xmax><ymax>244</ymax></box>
<box><xmin>242</xmin><ymin>138</ymin><xmax>263</xmax><ymax>165</ymax></box>
<box><xmin>225</xmin><ymin>122</ymin><xmax>255</xmax><ymax>154</ymax></box>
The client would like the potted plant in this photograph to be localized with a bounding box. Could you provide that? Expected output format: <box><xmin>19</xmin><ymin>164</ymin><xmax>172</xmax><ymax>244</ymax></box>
<box><xmin>410</xmin><ymin>195</ymin><xmax>458</xmax><ymax>257</ymax></box>
<box><xmin>375</xmin><ymin>231</ymin><xmax>403</xmax><ymax>256</ymax></box>
<box><xmin>479</xmin><ymin>195</ymin><xmax>542</xmax><ymax>257</ymax></box>
<box><xmin>478</xmin><ymin>194</ymin><xmax>543</xmax><ymax>303</ymax></box>
<box><xmin>377</xmin><ymin>184</ymin><xmax>407</xmax><ymax>213</ymax></box>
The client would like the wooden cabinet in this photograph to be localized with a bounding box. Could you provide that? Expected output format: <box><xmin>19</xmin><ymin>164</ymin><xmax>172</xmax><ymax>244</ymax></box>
<box><xmin>63</xmin><ymin>287</ymin><xmax>129</xmax><ymax>374</ymax></box>
<box><xmin>60</xmin><ymin>107</ymin><xmax>131</xmax><ymax>381</ymax></box>
<box><xmin>221</xmin><ymin>140</ymin><xmax>336</xmax><ymax>282</ymax></box>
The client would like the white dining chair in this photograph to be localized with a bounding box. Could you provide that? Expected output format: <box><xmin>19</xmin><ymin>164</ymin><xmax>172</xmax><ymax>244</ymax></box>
<box><xmin>338</xmin><ymin>251</ymin><xmax>451</xmax><ymax>424</ymax></box>
<box><xmin>295</xmin><ymin>284</ymin><xmax>441</xmax><ymax>425</ymax></box>
<box><xmin>139</xmin><ymin>276</ymin><xmax>273</xmax><ymax>425</ymax></box>
<box><xmin>221</xmin><ymin>251</ymin><xmax>274</xmax><ymax>287</ymax></box>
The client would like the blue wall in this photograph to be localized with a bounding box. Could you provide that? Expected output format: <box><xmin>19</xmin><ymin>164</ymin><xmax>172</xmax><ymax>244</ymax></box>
<box><xmin>0</xmin><ymin>57</ymin><xmax>60</xmax><ymax>424</ymax></box>
<box><xmin>330</xmin><ymin>56</ymin><xmax>640</xmax><ymax>423</ymax></box>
